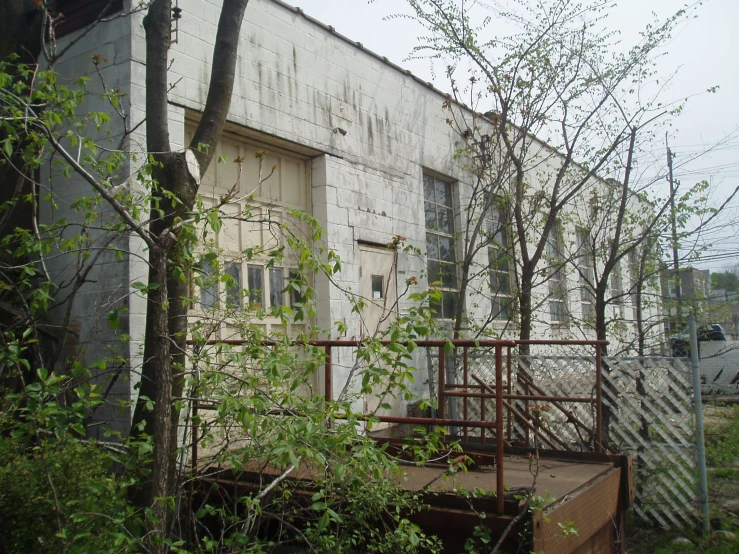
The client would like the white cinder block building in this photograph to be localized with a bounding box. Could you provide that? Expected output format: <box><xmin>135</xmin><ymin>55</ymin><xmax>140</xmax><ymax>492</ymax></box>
<box><xmin>42</xmin><ymin>0</ymin><xmax>661</xmax><ymax>433</ymax></box>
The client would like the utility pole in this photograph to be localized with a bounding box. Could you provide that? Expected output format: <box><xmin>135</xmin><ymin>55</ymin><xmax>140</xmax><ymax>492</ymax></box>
<box><xmin>666</xmin><ymin>133</ymin><xmax>682</xmax><ymax>330</ymax></box>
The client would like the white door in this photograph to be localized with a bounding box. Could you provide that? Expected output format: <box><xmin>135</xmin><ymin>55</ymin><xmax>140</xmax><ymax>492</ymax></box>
<box><xmin>358</xmin><ymin>245</ymin><xmax>400</xmax><ymax>424</ymax></box>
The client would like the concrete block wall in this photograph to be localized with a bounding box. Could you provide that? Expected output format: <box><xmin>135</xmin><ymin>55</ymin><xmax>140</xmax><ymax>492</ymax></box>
<box><xmin>154</xmin><ymin>0</ymin><xmax>484</xmax><ymax>401</ymax></box>
<box><xmin>39</xmin><ymin>6</ymin><xmax>138</xmax><ymax>437</ymax></box>
<box><xmin>152</xmin><ymin>0</ymin><xmax>659</xmax><ymax>396</ymax></box>
<box><xmin>165</xmin><ymin>0</ymin><xmax>470</xmax><ymax>305</ymax></box>
<box><xmin>38</xmin><ymin>0</ymin><xmax>663</xmax><ymax>426</ymax></box>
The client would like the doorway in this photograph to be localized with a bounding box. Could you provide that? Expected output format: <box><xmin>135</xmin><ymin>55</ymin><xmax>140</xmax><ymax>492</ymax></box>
<box><xmin>358</xmin><ymin>244</ymin><xmax>400</xmax><ymax>423</ymax></box>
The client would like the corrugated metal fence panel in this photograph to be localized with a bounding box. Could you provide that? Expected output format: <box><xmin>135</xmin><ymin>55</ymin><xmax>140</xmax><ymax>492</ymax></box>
<box><xmin>699</xmin><ymin>340</ymin><xmax>739</xmax><ymax>395</ymax></box>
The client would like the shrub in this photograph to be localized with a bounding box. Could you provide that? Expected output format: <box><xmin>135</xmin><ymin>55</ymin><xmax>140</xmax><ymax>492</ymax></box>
<box><xmin>0</xmin><ymin>437</ymin><xmax>136</xmax><ymax>553</ymax></box>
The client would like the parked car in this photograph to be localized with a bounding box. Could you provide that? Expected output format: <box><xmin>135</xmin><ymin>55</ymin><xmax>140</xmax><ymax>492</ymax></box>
<box><xmin>670</xmin><ymin>324</ymin><xmax>726</xmax><ymax>357</ymax></box>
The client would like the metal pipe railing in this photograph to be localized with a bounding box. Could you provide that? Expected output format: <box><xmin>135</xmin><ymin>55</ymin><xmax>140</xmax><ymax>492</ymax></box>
<box><xmin>370</xmin><ymin>415</ymin><xmax>498</xmax><ymax>430</ymax></box>
<box><xmin>187</xmin><ymin>337</ymin><xmax>607</xmax><ymax>514</ymax></box>
<box><xmin>595</xmin><ymin>344</ymin><xmax>603</xmax><ymax>453</ymax></box>
<box><xmin>495</xmin><ymin>344</ymin><xmax>505</xmax><ymax>514</ymax></box>
<box><xmin>437</xmin><ymin>345</ymin><xmax>445</xmax><ymax>419</ymax></box>
<box><xmin>472</xmin><ymin>374</ymin><xmax>570</xmax><ymax>452</ymax></box>
<box><xmin>324</xmin><ymin>344</ymin><xmax>332</xmax><ymax>402</ymax></box>
<box><xmin>463</xmin><ymin>347</ymin><xmax>469</xmax><ymax>442</ymax></box>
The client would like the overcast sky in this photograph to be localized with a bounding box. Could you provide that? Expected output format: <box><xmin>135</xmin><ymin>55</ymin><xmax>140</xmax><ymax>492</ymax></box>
<box><xmin>290</xmin><ymin>0</ymin><xmax>739</xmax><ymax>272</ymax></box>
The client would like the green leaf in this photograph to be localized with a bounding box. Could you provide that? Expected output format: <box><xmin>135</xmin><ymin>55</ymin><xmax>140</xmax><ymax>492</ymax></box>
<box><xmin>107</xmin><ymin>309</ymin><xmax>120</xmax><ymax>330</ymax></box>
<box><xmin>316</xmin><ymin>510</ymin><xmax>330</xmax><ymax>531</ymax></box>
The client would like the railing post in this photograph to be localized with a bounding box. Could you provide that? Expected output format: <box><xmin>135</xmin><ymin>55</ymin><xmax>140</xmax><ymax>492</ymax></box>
<box><xmin>496</xmin><ymin>344</ymin><xmax>505</xmax><ymax>514</ymax></box>
<box><xmin>480</xmin><ymin>391</ymin><xmax>486</xmax><ymax>445</ymax></box>
<box><xmin>463</xmin><ymin>346</ymin><xmax>469</xmax><ymax>442</ymax></box>
<box><xmin>324</xmin><ymin>345</ymin><xmax>332</xmax><ymax>402</ymax></box>
<box><xmin>437</xmin><ymin>345</ymin><xmax>445</xmax><ymax>420</ymax></box>
<box><xmin>192</xmin><ymin>400</ymin><xmax>198</xmax><ymax>475</ymax></box>
<box><xmin>524</xmin><ymin>380</ymin><xmax>530</xmax><ymax>448</ymax></box>
<box><xmin>688</xmin><ymin>315</ymin><xmax>710</xmax><ymax>533</ymax></box>
<box><xmin>595</xmin><ymin>344</ymin><xmax>603</xmax><ymax>454</ymax></box>
<box><xmin>506</xmin><ymin>345</ymin><xmax>512</xmax><ymax>442</ymax></box>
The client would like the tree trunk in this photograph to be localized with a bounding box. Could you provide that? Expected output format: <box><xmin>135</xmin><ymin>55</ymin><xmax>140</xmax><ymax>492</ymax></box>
<box><xmin>634</xmin><ymin>248</ymin><xmax>650</xmax><ymax>440</ymax></box>
<box><xmin>636</xmin><ymin>276</ymin><xmax>645</xmax><ymax>357</ymax></box>
<box><xmin>517</xmin><ymin>265</ymin><xmax>533</xmax><ymax>357</ymax></box>
<box><xmin>594</xmin><ymin>284</ymin><xmax>608</xmax><ymax>349</ymax></box>
<box><xmin>594</xmin><ymin>283</ymin><xmax>613</xmax><ymax>450</ymax></box>
<box><xmin>146</xmin><ymin>243</ymin><xmax>175</xmax><ymax>545</ymax></box>
<box><xmin>515</xmin><ymin>264</ymin><xmax>534</xmax><ymax>437</ymax></box>
<box><xmin>453</xmin><ymin>261</ymin><xmax>471</xmax><ymax>339</ymax></box>
<box><xmin>129</xmin><ymin>0</ymin><xmax>251</xmax><ymax>545</ymax></box>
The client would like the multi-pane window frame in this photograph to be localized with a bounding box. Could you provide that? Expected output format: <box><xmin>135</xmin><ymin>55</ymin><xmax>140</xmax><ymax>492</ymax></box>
<box><xmin>194</xmin><ymin>257</ymin><xmax>250</xmax><ymax>312</ymax></box>
<box><xmin>610</xmin><ymin>259</ymin><xmax>625</xmax><ymax>320</ymax></box>
<box><xmin>546</xmin><ymin>222</ymin><xmax>568</xmax><ymax>326</ymax></box>
<box><xmin>485</xmin><ymin>201</ymin><xmax>514</xmax><ymax>322</ymax></box>
<box><xmin>195</xmin><ymin>257</ymin><xmax>247</xmax><ymax>313</ymax></box>
<box><xmin>195</xmin><ymin>259</ymin><xmax>306</xmax><ymax>315</ymax></box>
<box><xmin>185</xmin><ymin>122</ymin><xmax>313</xmax><ymax>325</ymax></box>
<box><xmin>424</xmin><ymin>173</ymin><xmax>459</xmax><ymax>320</ymax></box>
<box><xmin>576</xmin><ymin>228</ymin><xmax>595</xmax><ymax>326</ymax></box>
<box><xmin>628</xmin><ymin>250</ymin><xmax>639</xmax><ymax>321</ymax></box>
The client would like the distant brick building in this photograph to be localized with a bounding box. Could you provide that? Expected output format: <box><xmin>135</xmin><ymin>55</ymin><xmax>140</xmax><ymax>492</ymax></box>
<box><xmin>661</xmin><ymin>267</ymin><xmax>711</xmax><ymax>333</ymax></box>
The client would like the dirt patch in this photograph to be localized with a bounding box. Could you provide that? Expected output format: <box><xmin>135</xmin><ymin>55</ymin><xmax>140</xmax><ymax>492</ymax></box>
<box><xmin>704</xmin><ymin>405</ymin><xmax>735</xmax><ymax>430</ymax></box>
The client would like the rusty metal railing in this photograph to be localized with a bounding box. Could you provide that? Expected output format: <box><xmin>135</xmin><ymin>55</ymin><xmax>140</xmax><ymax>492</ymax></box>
<box><xmin>187</xmin><ymin>338</ymin><xmax>607</xmax><ymax>514</ymax></box>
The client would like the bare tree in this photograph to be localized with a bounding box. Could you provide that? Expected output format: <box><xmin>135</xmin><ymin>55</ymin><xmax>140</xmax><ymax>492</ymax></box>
<box><xmin>404</xmin><ymin>0</ymin><xmax>700</xmax><ymax>353</ymax></box>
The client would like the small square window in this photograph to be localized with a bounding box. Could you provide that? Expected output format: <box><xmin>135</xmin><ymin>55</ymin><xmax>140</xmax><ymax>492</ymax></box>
<box><xmin>200</xmin><ymin>262</ymin><xmax>218</xmax><ymax>310</ymax></box>
<box><xmin>435</xmin><ymin>180</ymin><xmax>451</xmax><ymax>207</ymax></box>
<box><xmin>372</xmin><ymin>275</ymin><xmax>384</xmax><ymax>299</ymax></box>
<box><xmin>550</xmin><ymin>300</ymin><xmax>565</xmax><ymax>323</ymax></box>
<box><xmin>423</xmin><ymin>174</ymin><xmax>436</xmax><ymax>202</ymax></box>
<box><xmin>424</xmin><ymin>202</ymin><xmax>437</xmax><ymax>230</ymax></box>
<box><xmin>289</xmin><ymin>270</ymin><xmax>304</xmax><ymax>308</ymax></box>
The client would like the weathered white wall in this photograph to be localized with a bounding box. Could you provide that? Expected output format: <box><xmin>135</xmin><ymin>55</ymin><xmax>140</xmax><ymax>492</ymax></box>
<box><xmin>41</xmin><ymin>0</ymin><xmax>662</xmax><ymax>426</ymax></box>
<box><xmin>39</xmin><ymin>7</ymin><xmax>138</xmax><ymax>437</ymax></box>
<box><xmin>128</xmin><ymin>0</ymin><xmax>660</xmax><ymax>394</ymax></box>
<box><xmin>144</xmin><ymin>0</ymin><xmax>477</xmax><ymax>400</ymax></box>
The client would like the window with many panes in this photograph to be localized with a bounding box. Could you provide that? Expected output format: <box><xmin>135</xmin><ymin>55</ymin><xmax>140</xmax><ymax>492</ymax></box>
<box><xmin>628</xmin><ymin>250</ymin><xmax>639</xmax><ymax>320</ymax></box>
<box><xmin>577</xmin><ymin>228</ymin><xmax>594</xmax><ymax>324</ymax></box>
<box><xmin>485</xmin><ymin>203</ymin><xmax>512</xmax><ymax>320</ymax></box>
<box><xmin>198</xmin><ymin>260</ymin><xmax>243</xmax><ymax>310</ymax></box>
<box><xmin>186</xmin><ymin>121</ymin><xmax>311</xmax><ymax>335</ymax></box>
<box><xmin>424</xmin><ymin>174</ymin><xmax>458</xmax><ymax>319</ymax></box>
<box><xmin>547</xmin><ymin>223</ymin><xmax>567</xmax><ymax>324</ymax></box>
<box><xmin>198</xmin><ymin>263</ymin><xmax>303</xmax><ymax>312</ymax></box>
<box><xmin>611</xmin><ymin>260</ymin><xmax>624</xmax><ymax>318</ymax></box>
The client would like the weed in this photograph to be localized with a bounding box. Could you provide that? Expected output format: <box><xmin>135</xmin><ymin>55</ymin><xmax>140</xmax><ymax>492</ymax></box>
<box><xmin>705</xmin><ymin>406</ymin><xmax>739</xmax><ymax>467</ymax></box>
<box><xmin>708</xmin><ymin>468</ymin><xmax>739</xmax><ymax>480</ymax></box>
<box><xmin>627</xmin><ymin>403</ymin><xmax>739</xmax><ymax>553</ymax></box>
